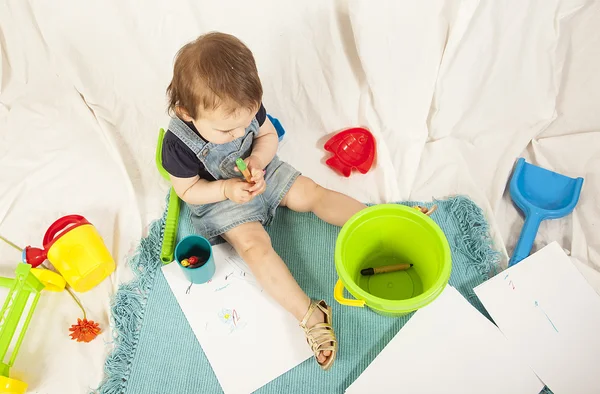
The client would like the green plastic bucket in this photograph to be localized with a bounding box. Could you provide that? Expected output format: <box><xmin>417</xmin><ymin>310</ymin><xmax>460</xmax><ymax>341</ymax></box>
<box><xmin>334</xmin><ymin>204</ymin><xmax>451</xmax><ymax>316</ymax></box>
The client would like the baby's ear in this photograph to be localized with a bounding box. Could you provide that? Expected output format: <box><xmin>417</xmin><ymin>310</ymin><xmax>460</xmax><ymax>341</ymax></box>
<box><xmin>176</xmin><ymin>106</ymin><xmax>194</xmax><ymax>122</ymax></box>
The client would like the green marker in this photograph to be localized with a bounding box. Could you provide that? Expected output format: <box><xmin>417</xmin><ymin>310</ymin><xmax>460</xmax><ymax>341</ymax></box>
<box><xmin>236</xmin><ymin>158</ymin><xmax>253</xmax><ymax>183</ymax></box>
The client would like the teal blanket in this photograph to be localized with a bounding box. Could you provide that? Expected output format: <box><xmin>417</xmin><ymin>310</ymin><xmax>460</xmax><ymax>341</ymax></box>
<box><xmin>98</xmin><ymin>196</ymin><xmax>510</xmax><ymax>394</ymax></box>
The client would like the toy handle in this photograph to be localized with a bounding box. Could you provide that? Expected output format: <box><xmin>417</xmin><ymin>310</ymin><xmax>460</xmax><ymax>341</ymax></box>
<box><xmin>43</xmin><ymin>215</ymin><xmax>90</xmax><ymax>246</ymax></box>
<box><xmin>334</xmin><ymin>279</ymin><xmax>365</xmax><ymax>307</ymax></box>
<box><xmin>509</xmin><ymin>214</ymin><xmax>542</xmax><ymax>267</ymax></box>
<box><xmin>161</xmin><ymin>188</ymin><xmax>181</xmax><ymax>264</ymax></box>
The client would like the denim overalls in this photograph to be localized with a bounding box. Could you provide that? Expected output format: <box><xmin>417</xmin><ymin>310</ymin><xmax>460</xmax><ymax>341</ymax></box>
<box><xmin>168</xmin><ymin>117</ymin><xmax>300</xmax><ymax>240</ymax></box>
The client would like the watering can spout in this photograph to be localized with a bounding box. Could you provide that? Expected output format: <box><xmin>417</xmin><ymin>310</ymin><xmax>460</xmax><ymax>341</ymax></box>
<box><xmin>23</xmin><ymin>247</ymin><xmax>46</xmax><ymax>268</ymax></box>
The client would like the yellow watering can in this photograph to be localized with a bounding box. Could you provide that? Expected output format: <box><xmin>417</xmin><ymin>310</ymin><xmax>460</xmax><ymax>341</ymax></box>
<box><xmin>23</xmin><ymin>215</ymin><xmax>115</xmax><ymax>292</ymax></box>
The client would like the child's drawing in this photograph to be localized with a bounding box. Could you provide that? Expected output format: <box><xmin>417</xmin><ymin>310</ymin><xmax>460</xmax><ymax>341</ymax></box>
<box><xmin>218</xmin><ymin>308</ymin><xmax>246</xmax><ymax>333</ymax></box>
<box><xmin>534</xmin><ymin>301</ymin><xmax>559</xmax><ymax>333</ymax></box>
<box><xmin>215</xmin><ymin>284</ymin><xmax>231</xmax><ymax>292</ymax></box>
<box><xmin>221</xmin><ymin>247</ymin><xmax>260</xmax><ymax>289</ymax></box>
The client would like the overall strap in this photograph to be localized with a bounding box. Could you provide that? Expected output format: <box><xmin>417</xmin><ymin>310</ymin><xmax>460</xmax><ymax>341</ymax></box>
<box><xmin>168</xmin><ymin>117</ymin><xmax>208</xmax><ymax>155</ymax></box>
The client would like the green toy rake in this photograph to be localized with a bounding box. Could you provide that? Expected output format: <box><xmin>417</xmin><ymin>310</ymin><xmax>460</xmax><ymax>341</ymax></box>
<box><xmin>0</xmin><ymin>263</ymin><xmax>45</xmax><ymax>393</ymax></box>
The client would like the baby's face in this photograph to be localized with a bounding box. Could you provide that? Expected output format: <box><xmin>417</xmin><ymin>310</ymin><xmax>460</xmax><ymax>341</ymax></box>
<box><xmin>189</xmin><ymin>106</ymin><xmax>256</xmax><ymax>145</ymax></box>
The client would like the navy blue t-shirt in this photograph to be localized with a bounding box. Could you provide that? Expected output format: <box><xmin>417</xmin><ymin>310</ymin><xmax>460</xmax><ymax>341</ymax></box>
<box><xmin>162</xmin><ymin>104</ymin><xmax>267</xmax><ymax>181</ymax></box>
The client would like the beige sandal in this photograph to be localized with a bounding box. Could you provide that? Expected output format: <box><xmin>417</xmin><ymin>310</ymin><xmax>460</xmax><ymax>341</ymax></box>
<box><xmin>299</xmin><ymin>300</ymin><xmax>338</xmax><ymax>371</ymax></box>
<box><xmin>414</xmin><ymin>204</ymin><xmax>438</xmax><ymax>216</ymax></box>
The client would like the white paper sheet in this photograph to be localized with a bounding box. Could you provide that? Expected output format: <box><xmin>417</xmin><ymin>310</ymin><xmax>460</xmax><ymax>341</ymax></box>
<box><xmin>474</xmin><ymin>242</ymin><xmax>600</xmax><ymax>394</ymax></box>
<box><xmin>346</xmin><ymin>286</ymin><xmax>543</xmax><ymax>394</ymax></box>
<box><xmin>162</xmin><ymin>243</ymin><xmax>312</xmax><ymax>394</ymax></box>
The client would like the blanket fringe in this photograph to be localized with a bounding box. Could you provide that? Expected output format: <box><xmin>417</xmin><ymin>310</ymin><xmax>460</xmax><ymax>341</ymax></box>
<box><xmin>447</xmin><ymin>195</ymin><xmax>500</xmax><ymax>279</ymax></box>
<box><xmin>94</xmin><ymin>206</ymin><xmax>167</xmax><ymax>394</ymax></box>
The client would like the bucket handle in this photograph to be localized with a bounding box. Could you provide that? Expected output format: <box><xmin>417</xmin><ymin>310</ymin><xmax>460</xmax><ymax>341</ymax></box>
<box><xmin>334</xmin><ymin>279</ymin><xmax>365</xmax><ymax>308</ymax></box>
<box><xmin>43</xmin><ymin>215</ymin><xmax>90</xmax><ymax>246</ymax></box>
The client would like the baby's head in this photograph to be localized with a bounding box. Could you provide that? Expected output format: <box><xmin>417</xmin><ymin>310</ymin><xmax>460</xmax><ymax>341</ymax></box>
<box><xmin>167</xmin><ymin>32</ymin><xmax>262</xmax><ymax>144</ymax></box>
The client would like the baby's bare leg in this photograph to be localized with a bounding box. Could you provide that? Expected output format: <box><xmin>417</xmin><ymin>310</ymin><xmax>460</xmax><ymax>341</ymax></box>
<box><xmin>222</xmin><ymin>222</ymin><xmax>331</xmax><ymax>363</ymax></box>
<box><xmin>281</xmin><ymin>176</ymin><xmax>366</xmax><ymax>227</ymax></box>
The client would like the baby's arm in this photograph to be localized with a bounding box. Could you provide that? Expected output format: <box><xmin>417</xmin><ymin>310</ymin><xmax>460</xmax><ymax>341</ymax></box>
<box><xmin>170</xmin><ymin>175</ymin><xmax>228</xmax><ymax>205</ymax></box>
<box><xmin>249</xmin><ymin>116</ymin><xmax>279</xmax><ymax>169</ymax></box>
<box><xmin>171</xmin><ymin>175</ymin><xmax>252</xmax><ymax>205</ymax></box>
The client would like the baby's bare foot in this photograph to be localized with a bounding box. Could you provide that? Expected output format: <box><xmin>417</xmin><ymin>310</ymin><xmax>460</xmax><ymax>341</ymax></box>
<box><xmin>305</xmin><ymin>307</ymin><xmax>333</xmax><ymax>364</ymax></box>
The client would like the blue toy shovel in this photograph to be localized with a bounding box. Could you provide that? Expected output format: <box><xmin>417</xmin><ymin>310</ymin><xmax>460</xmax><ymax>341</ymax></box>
<box><xmin>267</xmin><ymin>114</ymin><xmax>286</xmax><ymax>141</ymax></box>
<box><xmin>508</xmin><ymin>158</ymin><xmax>584</xmax><ymax>266</ymax></box>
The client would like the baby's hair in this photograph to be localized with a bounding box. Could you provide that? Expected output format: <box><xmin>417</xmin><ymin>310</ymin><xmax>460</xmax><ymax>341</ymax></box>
<box><xmin>166</xmin><ymin>32</ymin><xmax>263</xmax><ymax>119</ymax></box>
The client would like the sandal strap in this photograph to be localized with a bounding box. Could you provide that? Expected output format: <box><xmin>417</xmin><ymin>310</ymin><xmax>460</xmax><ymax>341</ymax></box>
<box><xmin>308</xmin><ymin>336</ymin><xmax>336</xmax><ymax>353</ymax></box>
<box><xmin>306</xmin><ymin>323</ymin><xmax>336</xmax><ymax>354</ymax></box>
<box><xmin>309</xmin><ymin>334</ymin><xmax>336</xmax><ymax>350</ymax></box>
<box><xmin>313</xmin><ymin>300</ymin><xmax>328</xmax><ymax>314</ymax></box>
<box><xmin>307</xmin><ymin>328</ymin><xmax>335</xmax><ymax>341</ymax></box>
<box><xmin>306</xmin><ymin>322</ymin><xmax>334</xmax><ymax>335</ymax></box>
<box><xmin>299</xmin><ymin>301</ymin><xmax>318</xmax><ymax>328</ymax></box>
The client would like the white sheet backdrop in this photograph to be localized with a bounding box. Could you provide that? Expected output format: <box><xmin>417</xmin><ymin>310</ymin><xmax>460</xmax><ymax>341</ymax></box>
<box><xmin>1</xmin><ymin>1</ymin><xmax>599</xmax><ymax>392</ymax></box>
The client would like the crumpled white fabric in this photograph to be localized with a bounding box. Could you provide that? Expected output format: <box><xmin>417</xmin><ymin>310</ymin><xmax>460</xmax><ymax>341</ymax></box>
<box><xmin>0</xmin><ymin>0</ymin><xmax>598</xmax><ymax>392</ymax></box>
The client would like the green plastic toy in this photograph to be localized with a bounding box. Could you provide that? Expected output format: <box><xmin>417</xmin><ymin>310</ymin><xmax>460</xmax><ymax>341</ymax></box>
<box><xmin>156</xmin><ymin>128</ymin><xmax>181</xmax><ymax>264</ymax></box>
<box><xmin>0</xmin><ymin>263</ymin><xmax>45</xmax><ymax>393</ymax></box>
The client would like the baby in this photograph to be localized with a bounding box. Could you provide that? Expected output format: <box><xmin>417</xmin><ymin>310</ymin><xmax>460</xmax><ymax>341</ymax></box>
<box><xmin>162</xmin><ymin>32</ymin><xmax>366</xmax><ymax>370</ymax></box>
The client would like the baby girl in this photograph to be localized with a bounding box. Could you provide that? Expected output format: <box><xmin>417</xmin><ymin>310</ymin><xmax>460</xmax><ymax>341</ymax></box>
<box><xmin>162</xmin><ymin>32</ymin><xmax>366</xmax><ymax>370</ymax></box>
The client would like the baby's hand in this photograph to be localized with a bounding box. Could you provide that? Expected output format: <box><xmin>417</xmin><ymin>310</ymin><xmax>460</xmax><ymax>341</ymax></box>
<box><xmin>223</xmin><ymin>178</ymin><xmax>253</xmax><ymax>204</ymax></box>
<box><xmin>248</xmin><ymin>167</ymin><xmax>266</xmax><ymax>197</ymax></box>
<box><xmin>235</xmin><ymin>155</ymin><xmax>264</xmax><ymax>176</ymax></box>
<box><xmin>247</xmin><ymin>155</ymin><xmax>264</xmax><ymax>171</ymax></box>
<box><xmin>234</xmin><ymin>155</ymin><xmax>267</xmax><ymax>197</ymax></box>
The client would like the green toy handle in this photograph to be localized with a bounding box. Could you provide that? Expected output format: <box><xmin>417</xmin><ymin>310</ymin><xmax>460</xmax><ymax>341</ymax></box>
<box><xmin>161</xmin><ymin>188</ymin><xmax>180</xmax><ymax>264</ymax></box>
<box><xmin>156</xmin><ymin>128</ymin><xmax>181</xmax><ymax>264</ymax></box>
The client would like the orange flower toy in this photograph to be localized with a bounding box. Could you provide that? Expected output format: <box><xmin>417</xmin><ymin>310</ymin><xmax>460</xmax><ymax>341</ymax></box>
<box><xmin>65</xmin><ymin>285</ymin><xmax>101</xmax><ymax>342</ymax></box>
<box><xmin>70</xmin><ymin>318</ymin><xmax>101</xmax><ymax>343</ymax></box>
